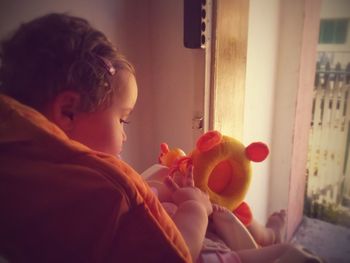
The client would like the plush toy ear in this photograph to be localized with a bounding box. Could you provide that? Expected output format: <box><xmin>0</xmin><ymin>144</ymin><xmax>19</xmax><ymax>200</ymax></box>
<box><xmin>160</xmin><ymin>143</ymin><xmax>169</xmax><ymax>154</ymax></box>
<box><xmin>245</xmin><ymin>142</ymin><xmax>269</xmax><ymax>162</ymax></box>
<box><xmin>196</xmin><ymin>130</ymin><xmax>222</xmax><ymax>152</ymax></box>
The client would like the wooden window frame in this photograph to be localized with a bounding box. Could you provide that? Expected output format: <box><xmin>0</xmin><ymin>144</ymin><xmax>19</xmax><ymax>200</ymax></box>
<box><xmin>209</xmin><ymin>0</ymin><xmax>249</xmax><ymax>140</ymax></box>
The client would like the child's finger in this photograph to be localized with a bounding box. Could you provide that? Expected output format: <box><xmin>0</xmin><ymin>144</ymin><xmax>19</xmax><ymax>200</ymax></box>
<box><xmin>164</xmin><ymin>176</ymin><xmax>180</xmax><ymax>192</ymax></box>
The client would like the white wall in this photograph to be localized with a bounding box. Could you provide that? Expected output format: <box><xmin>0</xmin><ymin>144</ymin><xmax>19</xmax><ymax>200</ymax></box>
<box><xmin>0</xmin><ymin>0</ymin><xmax>125</xmax><ymax>45</ymax></box>
<box><xmin>146</xmin><ymin>0</ymin><xmax>205</xmax><ymax>170</ymax></box>
<box><xmin>317</xmin><ymin>0</ymin><xmax>350</xmax><ymax>64</ymax></box>
<box><xmin>320</xmin><ymin>0</ymin><xmax>350</xmax><ymax>54</ymax></box>
<box><xmin>244</xmin><ymin>0</ymin><xmax>280</xmax><ymax>223</ymax></box>
<box><xmin>321</xmin><ymin>0</ymin><xmax>350</xmax><ymax>18</ymax></box>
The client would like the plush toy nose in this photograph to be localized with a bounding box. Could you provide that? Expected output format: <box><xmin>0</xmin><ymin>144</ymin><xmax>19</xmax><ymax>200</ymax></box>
<box><xmin>245</xmin><ymin>142</ymin><xmax>269</xmax><ymax>162</ymax></box>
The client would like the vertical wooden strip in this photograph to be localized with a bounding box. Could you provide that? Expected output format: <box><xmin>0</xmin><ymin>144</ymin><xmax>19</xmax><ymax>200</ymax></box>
<box><xmin>210</xmin><ymin>0</ymin><xmax>249</xmax><ymax>140</ymax></box>
<box><xmin>287</xmin><ymin>0</ymin><xmax>321</xmax><ymax>240</ymax></box>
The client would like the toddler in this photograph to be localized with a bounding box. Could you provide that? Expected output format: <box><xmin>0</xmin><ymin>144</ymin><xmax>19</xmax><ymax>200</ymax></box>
<box><xmin>0</xmin><ymin>13</ymin><xmax>207</xmax><ymax>262</ymax></box>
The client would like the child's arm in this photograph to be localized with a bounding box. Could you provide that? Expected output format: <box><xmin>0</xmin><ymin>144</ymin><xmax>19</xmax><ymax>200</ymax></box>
<box><xmin>164</xmin><ymin>167</ymin><xmax>212</xmax><ymax>262</ymax></box>
<box><xmin>172</xmin><ymin>200</ymin><xmax>208</xmax><ymax>261</ymax></box>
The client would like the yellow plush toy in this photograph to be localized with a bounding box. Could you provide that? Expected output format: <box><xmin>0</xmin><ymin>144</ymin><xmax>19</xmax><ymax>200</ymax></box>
<box><xmin>159</xmin><ymin>130</ymin><xmax>269</xmax><ymax>226</ymax></box>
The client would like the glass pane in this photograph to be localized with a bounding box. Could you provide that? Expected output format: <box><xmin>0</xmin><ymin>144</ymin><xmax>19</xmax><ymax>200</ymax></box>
<box><xmin>334</xmin><ymin>19</ymin><xmax>348</xmax><ymax>43</ymax></box>
<box><xmin>323</xmin><ymin>20</ymin><xmax>334</xmax><ymax>43</ymax></box>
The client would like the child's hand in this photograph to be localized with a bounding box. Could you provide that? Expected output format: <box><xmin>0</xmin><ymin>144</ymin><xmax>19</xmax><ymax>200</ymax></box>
<box><xmin>164</xmin><ymin>165</ymin><xmax>213</xmax><ymax>216</ymax></box>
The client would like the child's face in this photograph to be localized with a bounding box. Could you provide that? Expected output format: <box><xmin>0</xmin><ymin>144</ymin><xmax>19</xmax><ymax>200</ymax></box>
<box><xmin>68</xmin><ymin>70</ymin><xmax>138</xmax><ymax>157</ymax></box>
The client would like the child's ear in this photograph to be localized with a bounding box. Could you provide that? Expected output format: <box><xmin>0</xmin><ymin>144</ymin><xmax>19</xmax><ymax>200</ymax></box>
<box><xmin>51</xmin><ymin>91</ymin><xmax>81</xmax><ymax>132</ymax></box>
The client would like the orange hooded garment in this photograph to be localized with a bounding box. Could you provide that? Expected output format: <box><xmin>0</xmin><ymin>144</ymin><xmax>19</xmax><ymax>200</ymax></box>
<box><xmin>0</xmin><ymin>94</ymin><xmax>192</xmax><ymax>263</ymax></box>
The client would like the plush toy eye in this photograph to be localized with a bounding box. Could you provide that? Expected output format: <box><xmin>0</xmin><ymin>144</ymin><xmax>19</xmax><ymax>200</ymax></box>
<box><xmin>245</xmin><ymin>142</ymin><xmax>269</xmax><ymax>162</ymax></box>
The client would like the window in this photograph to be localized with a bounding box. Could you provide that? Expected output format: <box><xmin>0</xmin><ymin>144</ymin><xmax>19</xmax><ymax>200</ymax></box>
<box><xmin>319</xmin><ymin>19</ymin><xmax>348</xmax><ymax>44</ymax></box>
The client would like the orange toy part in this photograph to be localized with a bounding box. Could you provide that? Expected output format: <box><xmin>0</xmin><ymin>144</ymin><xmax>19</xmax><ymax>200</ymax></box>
<box><xmin>233</xmin><ymin>202</ymin><xmax>253</xmax><ymax>226</ymax></box>
<box><xmin>191</xmin><ymin>135</ymin><xmax>251</xmax><ymax>211</ymax></box>
<box><xmin>245</xmin><ymin>142</ymin><xmax>269</xmax><ymax>162</ymax></box>
<box><xmin>158</xmin><ymin>143</ymin><xmax>186</xmax><ymax>168</ymax></box>
<box><xmin>191</xmin><ymin>131</ymin><xmax>269</xmax><ymax>212</ymax></box>
<box><xmin>196</xmin><ymin>130</ymin><xmax>222</xmax><ymax>152</ymax></box>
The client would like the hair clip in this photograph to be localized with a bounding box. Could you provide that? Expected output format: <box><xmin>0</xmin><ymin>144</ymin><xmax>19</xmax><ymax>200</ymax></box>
<box><xmin>96</xmin><ymin>55</ymin><xmax>116</xmax><ymax>76</ymax></box>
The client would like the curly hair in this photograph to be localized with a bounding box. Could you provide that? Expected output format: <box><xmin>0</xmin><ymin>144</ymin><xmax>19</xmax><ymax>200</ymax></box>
<box><xmin>0</xmin><ymin>13</ymin><xmax>135</xmax><ymax>112</ymax></box>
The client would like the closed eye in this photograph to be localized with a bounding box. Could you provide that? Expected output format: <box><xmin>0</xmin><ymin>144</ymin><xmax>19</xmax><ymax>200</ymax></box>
<box><xmin>120</xmin><ymin>119</ymin><xmax>130</xmax><ymax>125</ymax></box>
